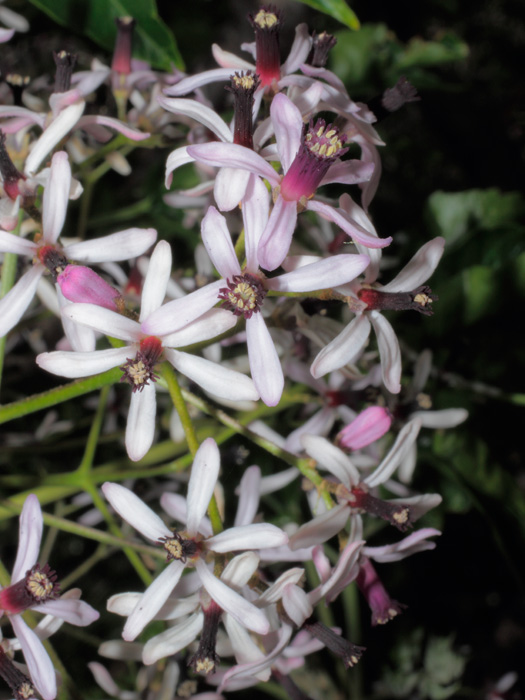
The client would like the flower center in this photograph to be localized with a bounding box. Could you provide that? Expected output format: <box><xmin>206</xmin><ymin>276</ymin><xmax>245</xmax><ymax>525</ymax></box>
<box><xmin>248</xmin><ymin>5</ymin><xmax>282</xmax><ymax>87</ymax></box>
<box><xmin>358</xmin><ymin>285</ymin><xmax>438</xmax><ymax>315</ymax></box>
<box><xmin>120</xmin><ymin>336</ymin><xmax>163</xmax><ymax>392</ymax></box>
<box><xmin>157</xmin><ymin>531</ymin><xmax>199</xmax><ymax>563</ymax></box>
<box><xmin>0</xmin><ymin>564</ymin><xmax>59</xmax><ymax>615</ymax></box>
<box><xmin>218</xmin><ymin>273</ymin><xmax>267</xmax><ymax>319</ymax></box>
<box><xmin>226</xmin><ymin>71</ymin><xmax>261</xmax><ymax>149</ymax></box>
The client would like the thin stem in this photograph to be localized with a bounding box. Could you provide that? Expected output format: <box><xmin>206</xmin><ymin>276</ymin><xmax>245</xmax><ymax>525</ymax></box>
<box><xmin>160</xmin><ymin>362</ymin><xmax>199</xmax><ymax>456</ymax></box>
<box><xmin>342</xmin><ymin>581</ymin><xmax>364</xmax><ymax>699</ymax></box>
<box><xmin>77</xmin><ymin>385</ymin><xmax>111</xmax><ymax>476</ymax></box>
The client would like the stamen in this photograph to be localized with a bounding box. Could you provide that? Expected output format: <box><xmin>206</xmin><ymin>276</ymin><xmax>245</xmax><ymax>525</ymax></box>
<box><xmin>188</xmin><ymin>599</ymin><xmax>222</xmax><ymax>675</ymax></box>
<box><xmin>53</xmin><ymin>50</ymin><xmax>77</xmax><ymax>93</ymax></box>
<box><xmin>157</xmin><ymin>531</ymin><xmax>199</xmax><ymax>563</ymax></box>
<box><xmin>248</xmin><ymin>5</ymin><xmax>283</xmax><ymax>87</ymax></box>
<box><xmin>346</xmin><ymin>486</ymin><xmax>413</xmax><ymax>532</ymax></box>
<box><xmin>303</xmin><ymin>618</ymin><xmax>365</xmax><ymax>668</ymax></box>
<box><xmin>218</xmin><ymin>273</ymin><xmax>267</xmax><ymax>319</ymax></box>
<box><xmin>226</xmin><ymin>71</ymin><xmax>261</xmax><ymax>149</ymax></box>
<box><xmin>0</xmin><ymin>130</ymin><xmax>25</xmax><ymax>200</ymax></box>
<box><xmin>5</xmin><ymin>74</ymin><xmax>30</xmax><ymax>107</ymax></box>
<box><xmin>0</xmin><ymin>647</ymin><xmax>37</xmax><ymax>700</ymax></box>
<box><xmin>358</xmin><ymin>285</ymin><xmax>438</xmax><ymax>316</ymax></box>
<box><xmin>0</xmin><ymin>564</ymin><xmax>59</xmax><ymax>614</ymax></box>
<box><xmin>307</xmin><ymin>31</ymin><xmax>337</xmax><ymax>68</ymax></box>
<box><xmin>120</xmin><ymin>336</ymin><xmax>163</xmax><ymax>392</ymax></box>
<box><xmin>38</xmin><ymin>246</ymin><xmax>69</xmax><ymax>281</ymax></box>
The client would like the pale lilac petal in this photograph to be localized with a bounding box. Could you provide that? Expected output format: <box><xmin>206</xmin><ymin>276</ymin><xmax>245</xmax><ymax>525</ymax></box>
<box><xmin>11</xmin><ymin>494</ymin><xmax>42</xmax><ymax>582</ymax></box>
<box><xmin>160</xmin><ymin>492</ymin><xmax>213</xmax><ymax>537</ymax></box>
<box><xmin>259</xmin><ymin>569</ymin><xmax>306</xmax><ymax>605</ymax></box>
<box><xmin>267</xmin><ymin>254</ymin><xmax>369</xmax><ymax>293</ymax></box>
<box><xmin>62</xmin><ymin>304</ymin><xmax>141</xmax><ymax>341</ymax></box>
<box><xmin>206</xmin><ymin>523</ymin><xmax>288</xmax><ymax>553</ymax></box>
<box><xmin>212</xmin><ymin>42</ymin><xmax>256</xmax><ymax>69</ymax></box>
<box><xmin>316</xmin><ymin>540</ymin><xmax>363</xmax><ymax>603</ymax></box>
<box><xmin>0</xmin><ymin>231</ymin><xmax>37</xmax><ymax>255</ymax></box>
<box><xmin>164</xmin><ymin>67</ymin><xmax>241</xmax><ymax>96</ymax></box>
<box><xmin>382</xmin><ymin>237</ymin><xmax>445</xmax><ymax>292</ymax></box>
<box><xmin>234</xmin><ymin>465</ymin><xmax>261</xmax><ymax>527</ymax></box>
<box><xmin>339</xmin><ymin>192</ymin><xmax>381</xmax><ymax>283</ymax></box>
<box><xmin>257</xmin><ymin>196</ymin><xmax>297</xmax><ymax>271</ymax></box>
<box><xmin>102</xmin><ymin>482</ymin><xmax>172</xmax><ymax>541</ymax></box>
<box><xmin>142</xmin><ymin>280</ymin><xmax>224</xmax><ymax>335</ymax></box>
<box><xmin>159</xmin><ymin>96</ymin><xmax>232</xmax><ymax>142</ymax></box>
<box><xmin>270</xmin><ymin>93</ymin><xmax>302</xmax><ymax>172</ymax></box>
<box><xmin>365</xmin><ymin>418</ymin><xmax>422</xmax><ymax>488</ymax></box>
<box><xmin>282</xmin><ymin>585</ymin><xmax>313</xmax><ymax>626</ymax></box>
<box><xmin>246</xmin><ymin>313</ymin><xmax>283</xmax><ymax>407</ymax></box>
<box><xmin>0</xmin><ymin>27</ymin><xmax>15</xmax><ymax>42</ymax></box>
<box><xmin>0</xmin><ymin>105</ymin><xmax>44</xmax><ymax>126</ymax></box>
<box><xmin>221</xmin><ymin>552</ymin><xmax>260</xmax><ymax>587</ymax></box>
<box><xmin>242</xmin><ymin>174</ymin><xmax>270</xmax><ymax>272</ymax></box>
<box><xmin>36</xmin><ymin>347</ymin><xmax>129</xmax><ymax>378</ymax></box>
<box><xmin>25</xmin><ymin>102</ymin><xmax>85</xmax><ymax>175</ymax></box>
<box><xmin>307</xmin><ymin>199</ymin><xmax>392</xmax><ymax>249</ymax></box>
<box><xmin>310</xmin><ymin>314</ymin><xmax>371</xmax><ymax>378</ymax></box>
<box><xmin>214</xmin><ymin>166</ymin><xmax>251</xmax><ymax>211</ymax></box>
<box><xmin>302</xmin><ymin>435</ymin><xmax>360</xmax><ymax>487</ymax></box>
<box><xmin>357</xmin><ymin>137</ymin><xmax>382</xmax><ymax>211</ymax></box>
<box><xmin>32</xmin><ymin>598</ymin><xmax>100</xmax><ymax>626</ymax></box>
<box><xmin>140</xmin><ymin>240</ymin><xmax>172</xmax><ymax>321</ymax></box>
<box><xmin>160</xmin><ymin>308</ymin><xmax>237</xmax><ymax>348</ymax></box>
<box><xmin>224</xmin><ymin>615</ymin><xmax>269</xmax><ymax>678</ymax></box>
<box><xmin>281</xmin><ymin>23</ymin><xmax>312</xmax><ymax>75</ymax></box>
<box><xmin>56</xmin><ymin>287</ymin><xmax>96</xmax><ymax>352</ymax></box>
<box><xmin>369</xmin><ymin>311</ymin><xmax>401</xmax><ymax>394</ymax></box>
<box><xmin>65</xmin><ymin>228</ymin><xmax>157</xmax><ymax>262</ymax></box>
<box><xmin>42</xmin><ymin>151</ymin><xmax>71</xmax><ymax>243</ymax></box>
<box><xmin>142</xmin><ymin>613</ymin><xmax>204</xmax><ymax>665</ymax></box>
<box><xmin>126</xmin><ymin>383</ymin><xmax>157</xmax><ymax>462</ymax></box>
<box><xmin>186</xmin><ymin>437</ymin><xmax>221</xmax><ymax>535</ymax></box>
<box><xmin>0</xmin><ymin>265</ymin><xmax>44</xmax><ymax>337</ymax></box>
<box><xmin>11</xmin><ymin>616</ymin><xmax>57</xmax><ymax>700</ymax></box>
<box><xmin>164</xmin><ymin>349</ymin><xmax>259</xmax><ymax>402</ymax></box>
<box><xmin>187</xmin><ymin>142</ymin><xmax>280</xmax><ymax>186</ymax></box>
<box><xmin>77</xmin><ymin>115</ymin><xmax>150</xmax><ymax>141</ymax></box>
<box><xmin>201</xmin><ymin>206</ymin><xmax>241</xmax><ymax>278</ymax></box>
<box><xmin>365</xmin><ymin>528</ymin><xmax>441</xmax><ymax>563</ymax></box>
<box><xmin>123</xmin><ymin>560</ymin><xmax>185</xmax><ymax>640</ymax></box>
<box><xmin>288</xmin><ymin>503</ymin><xmax>349</xmax><ymax>550</ymax></box>
<box><xmin>284</xmin><ymin>407</ymin><xmax>335</xmax><ymax>454</ymax></box>
<box><xmin>299</xmin><ymin>63</ymin><xmax>347</xmax><ymax>93</ymax></box>
<box><xmin>411</xmin><ymin>407</ymin><xmax>468</xmax><ymax>429</ymax></box>
<box><xmin>321</xmin><ymin>159</ymin><xmax>374</xmax><ymax>186</ymax></box>
<box><xmin>88</xmin><ymin>662</ymin><xmax>127</xmax><ymax>696</ymax></box>
<box><xmin>165</xmin><ymin>145</ymin><xmax>194</xmax><ymax>188</ymax></box>
<box><xmin>194</xmin><ymin>559</ymin><xmax>269</xmax><ymax>634</ymax></box>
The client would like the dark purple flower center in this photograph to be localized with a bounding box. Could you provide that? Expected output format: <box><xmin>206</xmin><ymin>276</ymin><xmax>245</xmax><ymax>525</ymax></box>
<box><xmin>120</xmin><ymin>336</ymin><xmax>163</xmax><ymax>392</ymax></box>
<box><xmin>157</xmin><ymin>531</ymin><xmax>199</xmax><ymax>563</ymax></box>
<box><xmin>0</xmin><ymin>564</ymin><xmax>60</xmax><ymax>615</ymax></box>
<box><xmin>218</xmin><ymin>273</ymin><xmax>267</xmax><ymax>319</ymax></box>
<box><xmin>248</xmin><ymin>6</ymin><xmax>282</xmax><ymax>87</ymax></box>
<box><xmin>188</xmin><ymin>599</ymin><xmax>222</xmax><ymax>675</ymax></box>
<box><xmin>226</xmin><ymin>71</ymin><xmax>261</xmax><ymax>149</ymax></box>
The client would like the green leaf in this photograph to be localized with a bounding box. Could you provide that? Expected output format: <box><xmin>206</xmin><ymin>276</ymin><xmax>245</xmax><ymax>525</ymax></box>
<box><xmin>331</xmin><ymin>24</ymin><xmax>391</xmax><ymax>86</ymax></box>
<box><xmin>293</xmin><ymin>0</ymin><xmax>360</xmax><ymax>30</ymax></box>
<box><xmin>27</xmin><ymin>0</ymin><xmax>184</xmax><ymax>71</ymax></box>
<box><xmin>395</xmin><ymin>32</ymin><xmax>468</xmax><ymax>70</ymax></box>
<box><xmin>462</xmin><ymin>265</ymin><xmax>498</xmax><ymax>324</ymax></box>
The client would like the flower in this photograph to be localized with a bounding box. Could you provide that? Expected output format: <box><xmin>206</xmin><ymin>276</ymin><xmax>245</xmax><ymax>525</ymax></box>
<box><xmin>0</xmin><ymin>495</ymin><xmax>99</xmax><ymax>700</ymax></box>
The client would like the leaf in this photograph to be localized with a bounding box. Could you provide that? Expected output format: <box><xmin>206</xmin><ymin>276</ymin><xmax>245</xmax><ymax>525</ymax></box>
<box><xmin>331</xmin><ymin>24</ymin><xmax>391</xmax><ymax>86</ymax></box>
<box><xmin>395</xmin><ymin>32</ymin><xmax>468</xmax><ymax>70</ymax></box>
<box><xmin>293</xmin><ymin>0</ymin><xmax>360</xmax><ymax>30</ymax></box>
<box><xmin>462</xmin><ymin>265</ymin><xmax>498</xmax><ymax>324</ymax></box>
<box><xmin>27</xmin><ymin>0</ymin><xmax>184</xmax><ymax>71</ymax></box>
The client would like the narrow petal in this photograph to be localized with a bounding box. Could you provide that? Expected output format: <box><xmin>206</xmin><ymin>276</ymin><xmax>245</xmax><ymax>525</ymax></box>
<box><xmin>411</xmin><ymin>407</ymin><xmax>468</xmax><ymax>429</ymax></box>
<box><xmin>382</xmin><ymin>237</ymin><xmax>445</xmax><ymax>293</ymax></box>
<box><xmin>369</xmin><ymin>311</ymin><xmax>402</xmax><ymax>394</ymax></box>
<box><xmin>187</xmin><ymin>142</ymin><xmax>280</xmax><ymax>186</ymax></box>
<box><xmin>195</xmin><ymin>559</ymin><xmax>269</xmax><ymax>634</ymax></box>
<box><xmin>77</xmin><ymin>115</ymin><xmax>150</xmax><ymax>141</ymax></box>
<box><xmin>270</xmin><ymin>93</ymin><xmax>303</xmax><ymax>172</ymax></box>
<box><xmin>57</xmin><ymin>286</ymin><xmax>96</xmax><ymax>352</ymax></box>
<box><xmin>201</xmin><ymin>206</ymin><xmax>241</xmax><ymax>278</ymax></box>
<box><xmin>0</xmin><ymin>231</ymin><xmax>37</xmax><ymax>256</ymax></box>
<box><xmin>11</xmin><ymin>494</ymin><xmax>43</xmax><ymax>582</ymax></box>
<box><xmin>212</xmin><ymin>43</ymin><xmax>256</xmax><ymax>69</ymax></box>
<box><xmin>164</xmin><ymin>67</ymin><xmax>240</xmax><ymax>96</ymax></box>
<box><xmin>140</xmin><ymin>240</ymin><xmax>172</xmax><ymax>321</ymax></box>
<box><xmin>25</xmin><ymin>102</ymin><xmax>85</xmax><ymax>175</ymax></box>
<box><xmin>246</xmin><ymin>314</ymin><xmax>283</xmax><ymax>406</ymax></box>
<box><xmin>42</xmin><ymin>151</ymin><xmax>72</xmax><ymax>243</ymax></box>
<box><xmin>64</xmin><ymin>228</ymin><xmax>157</xmax><ymax>262</ymax></box>
<box><xmin>257</xmin><ymin>196</ymin><xmax>297</xmax><ymax>271</ymax></box>
<box><xmin>11</xmin><ymin>616</ymin><xmax>57</xmax><ymax>700</ymax></box>
<box><xmin>285</xmin><ymin>407</ymin><xmax>336</xmax><ymax>454</ymax></box>
<box><xmin>161</xmin><ymin>493</ymin><xmax>213</xmax><ymax>538</ymax></box>
<box><xmin>32</xmin><ymin>598</ymin><xmax>100</xmax><ymax>626</ymax></box>
<box><xmin>126</xmin><ymin>383</ymin><xmax>157</xmax><ymax>462</ymax></box>
<box><xmin>160</xmin><ymin>308</ymin><xmax>237</xmax><ymax>348</ymax></box>
<box><xmin>186</xmin><ymin>438</ymin><xmax>221</xmax><ymax>535</ymax></box>
<box><xmin>242</xmin><ymin>174</ymin><xmax>270</xmax><ymax>272</ymax></box>
<box><xmin>221</xmin><ymin>552</ymin><xmax>260</xmax><ymax>588</ymax></box>
<box><xmin>0</xmin><ymin>266</ymin><xmax>44</xmax><ymax>338</ymax></box>
<box><xmin>142</xmin><ymin>613</ymin><xmax>204</xmax><ymax>665</ymax></box>
<box><xmin>165</xmin><ymin>145</ymin><xmax>194</xmax><ymax>188</ymax></box>
<box><xmin>224</xmin><ymin>614</ymin><xmax>269</xmax><ymax>678</ymax></box>
<box><xmin>214</xmin><ymin>166</ymin><xmax>250</xmax><ymax>211</ymax></box>
<box><xmin>267</xmin><ymin>254</ymin><xmax>369</xmax><ymax>293</ymax></box>
<box><xmin>310</xmin><ymin>314</ymin><xmax>371</xmax><ymax>378</ymax></box>
<box><xmin>288</xmin><ymin>504</ymin><xmax>349</xmax><ymax>550</ymax></box>
<box><xmin>123</xmin><ymin>560</ymin><xmax>184</xmax><ymax>641</ymax></box>
<box><xmin>234</xmin><ymin>465</ymin><xmax>261</xmax><ymax>527</ymax></box>
<box><xmin>206</xmin><ymin>523</ymin><xmax>288</xmax><ymax>553</ymax></box>
<box><xmin>159</xmin><ymin>96</ymin><xmax>232</xmax><ymax>142</ymax></box>
<box><xmin>365</xmin><ymin>418</ymin><xmax>422</xmax><ymax>488</ymax></box>
<box><xmin>36</xmin><ymin>347</ymin><xmax>129</xmax><ymax>378</ymax></box>
<box><xmin>321</xmin><ymin>159</ymin><xmax>374</xmax><ymax>186</ymax></box>
<box><xmin>281</xmin><ymin>23</ymin><xmax>312</xmax><ymax>75</ymax></box>
<box><xmin>164</xmin><ymin>349</ymin><xmax>259</xmax><ymax>401</ymax></box>
<box><xmin>307</xmin><ymin>199</ymin><xmax>392</xmax><ymax>249</ymax></box>
<box><xmin>62</xmin><ymin>303</ymin><xmax>141</xmax><ymax>340</ymax></box>
<box><xmin>102</xmin><ymin>481</ymin><xmax>172</xmax><ymax>542</ymax></box>
<box><xmin>301</xmin><ymin>435</ymin><xmax>360</xmax><ymax>487</ymax></box>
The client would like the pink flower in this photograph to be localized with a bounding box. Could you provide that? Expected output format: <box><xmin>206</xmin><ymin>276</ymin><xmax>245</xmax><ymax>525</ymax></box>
<box><xmin>337</xmin><ymin>406</ymin><xmax>392</xmax><ymax>450</ymax></box>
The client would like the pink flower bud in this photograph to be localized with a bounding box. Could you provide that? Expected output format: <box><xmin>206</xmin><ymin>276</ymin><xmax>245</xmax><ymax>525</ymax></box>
<box><xmin>337</xmin><ymin>406</ymin><xmax>392</xmax><ymax>451</ymax></box>
<box><xmin>57</xmin><ymin>265</ymin><xmax>122</xmax><ymax>311</ymax></box>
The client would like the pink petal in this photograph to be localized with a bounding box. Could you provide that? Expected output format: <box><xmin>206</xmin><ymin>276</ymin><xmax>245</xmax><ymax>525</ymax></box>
<box><xmin>234</xmin><ymin>465</ymin><xmax>261</xmax><ymax>527</ymax></box>
<box><xmin>187</xmin><ymin>142</ymin><xmax>280</xmax><ymax>186</ymax></box>
<box><xmin>201</xmin><ymin>207</ymin><xmax>241</xmax><ymax>278</ymax></box>
<box><xmin>77</xmin><ymin>115</ymin><xmax>150</xmax><ymax>141</ymax></box>
<box><xmin>257</xmin><ymin>196</ymin><xmax>297</xmax><ymax>271</ymax></box>
<box><xmin>321</xmin><ymin>159</ymin><xmax>374</xmax><ymax>187</ymax></box>
<box><xmin>307</xmin><ymin>199</ymin><xmax>392</xmax><ymax>249</ymax></box>
<box><xmin>186</xmin><ymin>438</ymin><xmax>221</xmax><ymax>535</ymax></box>
<box><xmin>270</xmin><ymin>93</ymin><xmax>302</xmax><ymax>172</ymax></box>
<box><xmin>281</xmin><ymin>23</ymin><xmax>312</xmax><ymax>75</ymax></box>
<box><xmin>126</xmin><ymin>383</ymin><xmax>157</xmax><ymax>462</ymax></box>
<box><xmin>212</xmin><ymin>43</ymin><xmax>256</xmax><ymax>69</ymax></box>
<box><xmin>246</xmin><ymin>314</ymin><xmax>283</xmax><ymax>406</ymax></box>
<box><xmin>102</xmin><ymin>481</ymin><xmax>172</xmax><ymax>542</ymax></box>
<box><xmin>11</xmin><ymin>494</ymin><xmax>42</xmax><ymax>582</ymax></box>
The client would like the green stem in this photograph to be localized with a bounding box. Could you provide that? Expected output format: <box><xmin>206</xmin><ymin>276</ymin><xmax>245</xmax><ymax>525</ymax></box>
<box><xmin>160</xmin><ymin>362</ymin><xmax>199</xmax><ymax>456</ymax></box>
<box><xmin>77</xmin><ymin>385</ymin><xmax>110</xmax><ymax>476</ymax></box>
<box><xmin>342</xmin><ymin>582</ymin><xmax>364</xmax><ymax>700</ymax></box>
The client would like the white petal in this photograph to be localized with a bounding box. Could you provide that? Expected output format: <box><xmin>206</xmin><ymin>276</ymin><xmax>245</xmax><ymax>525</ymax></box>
<box><xmin>11</xmin><ymin>494</ymin><xmax>43</xmax><ymax>582</ymax></box>
<box><xmin>234</xmin><ymin>465</ymin><xmax>261</xmax><ymax>527</ymax></box>
<box><xmin>288</xmin><ymin>504</ymin><xmax>349</xmax><ymax>550</ymax></box>
<box><xmin>282</xmin><ymin>585</ymin><xmax>313</xmax><ymax>627</ymax></box>
<box><xmin>281</xmin><ymin>23</ymin><xmax>312</xmax><ymax>75</ymax></box>
<box><xmin>243</xmin><ymin>174</ymin><xmax>270</xmax><ymax>272</ymax></box>
<box><xmin>36</xmin><ymin>347</ymin><xmax>129</xmax><ymax>378</ymax></box>
<box><xmin>270</xmin><ymin>93</ymin><xmax>303</xmax><ymax>172</ymax></box>
<box><xmin>25</xmin><ymin>102</ymin><xmax>85</xmax><ymax>175</ymax></box>
<box><xmin>0</xmin><ymin>266</ymin><xmax>44</xmax><ymax>337</ymax></box>
<box><xmin>102</xmin><ymin>481</ymin><xmax>172</xmax><ymax>541</ymax></box>
<box><xmin>65</xmin><ymin>227</ymin><xmax>157</xmax><ymax>262</ymax></box>
<box><xmin>140</xmin><ymin>240</ymin><xmax>172</xmax><ymax>320</ymax></box>
<box><xmin>214</xmin><ymin>166</ymin><xmax>250</xmax><ymax>211</ymax></box>
<box><xmin>412</xmin><ymin>408</ymin><xmax>468</xmax><ymax>429</ymax></box>
<box><xmin>301</xmin><ymin>435</ymin><xmax>359</xmax><ymax>487</ymax></box>
<box><xmin>185</xmin><ymin>437</ymin><xmax>221</xmax><ymax>534</ymax></box>
<box><xmin>267</xmin><ymin>254</ymin><xmax>369</xmax><ymax>293</ymax></box>
<box><xmin>201</xmin><ymin>206</ymin><xmax>240</xmax><ymax>278</ymax></box>
<box><xmin>126</xmin><ymin>384</ymin><xmax>157</xmax><ymax>462</ymax></box>
<box><xmin>62</xmin><ymin>304</ymin><xmax>141</xmax><ymax>340</ymax></box>
<box><xmin>165</xmin><ymin>145</ymin><xmax>194</xmax><ymax>188</ymax></box>
<box><xmin>206</xmin><ymin>523</ymin><xmax>288</xmax><ymax>552</ymax></box>
<box><xmin>159</xmin><ymin>96</ymin><xmax>232</xmax><ymax>141</ymax></box>
<box><xmin>382</xmin><ymin>237</ymin><xmax>445</xmax><ymax>292</ymax></box>
<box><xmin>221</xmin><ymin>552</ymin><xmax>260</xmax><ymax>587</ymax></box>
<box><xmin>160</xmin><ymin>308</ymin><xmax>237</xmax><ymax>348</ymax></box>
<box><xmin>310</xmin><ymin>314</ymin><xmax>371</xmax><ymax>378</ymax></box>
<box><xmin>32</xmin><ymin>598</ymin><xmax>100</xmax><ymax>626</ymax></box>
<box><xmin>365</xmin><ymin>419</ymin><xmax>422</xmax><ymax>488</ymax></box>
<box><xmin>11</xmin><ymin>616</ymin><xmax>57</xmax><ymax>700</ymax></box>
<box><xmin>246</xmin><ymin>314</ymin><xmax>283</xmax><ymax>406</ymax></box>
<box><xmin>369</xmin><ymin>311</ymin><xmax>402</xmax><ymax>394</ymax></box>
<box><xmin>257</xmin><ymin>196</ymin><xmax>297</xmax><ymax>271</ymax></box>
<box><xmin>0</xmin><ymin>230</ymin><xmax>37</xmax><ymax>255</ymax></box>
<box><xmin>142</xmin><ymin>613</ymin><xmax>204</xmax><ymax>665</ymax></box>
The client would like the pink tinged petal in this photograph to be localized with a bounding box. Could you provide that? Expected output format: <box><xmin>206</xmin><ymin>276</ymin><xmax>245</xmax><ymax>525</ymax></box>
<box><xmin>140</xmin><ymin>240</ymin><xmax>172</xmax><ymax>321</ymax></box>
<box><xmin>164</xmin><ymin>349</ymin><xmax>259</xmax><ymax>402</ymax></box>
<box><xmin>142</xmin><ymin>280</ymin><xmax>224</xmax><ymax>336</ymax></box>
<box><xmin>411</xmin><ymin>407</ymin><xmax>468</xmax><ymax>429</ymax></box>
<box><xmin>159</xmin><ymin>96</ymin><xmax>232</xmax><ymax>142</ymax></box>
<box><xmin>122</xmin><ymin>560</ymin><xmax>185</xmax><ymax>641</ymax></box>
<box><xmin>267</xmin><ymin>254</ymin><xmax>370</xmax><ymax>293</ymax></box>
<box><xmin>0</xmin><ymin>105</ymin><xmax>45</xmax><ymax>126</ymax></box>
<box><xmin>242</xmin><ymin>174</ymin><xmax>270</xmax><ymax>272</ymax></box>
<box><xmin>299</xmin><ymin>63</ymin><xmax>347</xmax><ymax>93</ymax></box>
<box><xmin>285</xmin><ymin>407</ymin><xmax>336</xmax><ymax>454</ymax></box>
<box><xmin>369</xmin><ymin>311</ymin><xmax>402</xmax><ymax>394</ymax></box>
<box><xmin>42</xmin><ymin>151</ymin><xmax>71</xmax><ymax>243</ymax></box>
<box><xmin>165</xmin><ymin>145</ymin><xmax>194</xmax><ymax>188</ymax></box>
<box><xmin>57</xmin><ymin>266</ymin><xmax>120</xmax><ymax>310</ymax></box>
<box><xmin>234</xmin><ymin>465</ymin><xmax>261</xmax><ymax>527</ymax></box>
<box><xmin>257</xmin><ymin>196</ymin><xmax>297</xmax><ymax>271</ymax></box>
<box><xmin>306</xmin><ymin>199</ymin><xmax>392</xmax><ymax>249</ymax></box>
<box><xmin>194</xmin><ymin>559</ymin><xmax>269</xmax><ymax>634</ymax></box>
<box><xmin>36</xmin><ymin>347</ymin><xmax>130</xmax><ymax>378</ymax></box>
<box><xmin>32</xmin><ymin>598</ymin><xmax>100</xmax><ymax>626</ymax></box>
<box><xmin>77</xmin><ymin>115</ymin><xmax>150</xmax><ymax>141</ymax></box>
<box><xmin>164</xmin><ymin>67</ymin><xmax>241</xmax><ymax>96</ymax></box>
<box><xmin>316</xmin><ymin>540</ymin><xmax>364</xmax><ymax>603</ymax></box>
<box><xmin>283</xmin><ymin>585</ymin><xmax>313</xmax><ymax>627</ymax></box>
<box><xmin>0</xmin><ymin>231</ymin><xmax>37</xmax><ymax>256</ymax></box>
<box><xmin>201</xmin><ymin>206</ymin><xmax>241</xmax><ymax>278</ymax></box>
<box><xmin>88</xmin><ymin>662</ymin><xmax>125</xmax><ymax>696</ymax></box>
<box><xmin>301</xmin><ymin>435</ymin><xmax>360</xmax><ymax>487</ymax></box>
<box><xmin>102</xmin><ymin>482</ymin><xmax>172</xmax><ymax>542</ymax></box>
<box><xmin>187</xmin><ymin>142</ymin><xmax>280</xmax><ymax>187</ymax></box>
<box><xmin>364</xmin><ymin>528</ymin><xmax>441</xmax><ymax>563</ymax></box>
<box><xmin>270</xmin><ymin>93</ymin><xmax>303</xmax><ymax>172</ymax></box>
<box><xmin>62</xmin><ymin>303</ymin><xmax>141</xmax><ymax>341</ymax></box>
<box><xmin>246</xmin><ymin>314</ymin><xmax>283</xmax><ymax>407</ymax></box>
<box><xmin>11</xmin><ymin>616</ymin><xmax>57</xmax><ymax>700</ymax></box>
<box><xmin>339</xmin><ymin>192</ymin><xmax>382</xmax><ymax>283</ymax></box>
<box><xmin>288</xmin><ymin>503</ymin><xmax>349</xmax><ymax>550</ymax></box>
<box><xmin>126</xmin><ymin>383</ymin><xmax>157</xmax><ymax>462</ymax></box>
<box><xmin>259</xmin><ymin>569</ymin><xmax>306</xmax><ymax>605</ymax></box>
<box><xmin>310</xmin><ymin>314</ymin><xmax>371</xmax><ymax>378</ymax></box>
<box><xmin>357</xmin><ymin>138</ymin><xmax>382</xmax><ymax>211</ymax></box>
<box><xmin>0</xmin><ymin>27</ymin><xmax>15</xmax><ymax>42</ymax></box>
<box><xmin>25</xmin><ymin>102</ymin><xmax>85</xmax><ymax>176</ymax></box>
<box><xmin>142</xmin><ymin>613</ymin><xmax>204</xmax><ymax>665</ymax></box>
<box><xmin>0</xmin><ymin>265</ymin><xmax>44</xmax><ymax>338</ymax></box>
<box><xmin>206</xmin><ymin>523</ymin><xmax>288</xmax><ymax>553</ymax></box>
<box><xmin>281</xmin><ymin>23</ymin><xmax>312</xmax><ymax>74</ymax></box>
<box><xmin>365</xmin><ymin>418</ymin><xmax>422</xmax><ymax>488</ymax></box>
<box><xmin>382</xmin><ymin>237</ymin><xmax>446</xmax><ymax>292</ymax></box>
<box><xmin>212</xmin><ymin>42</ymin><xmax>256</xmax><ymax>69</ymax></box>
<box><xmin>64</xmin><ymin>227</ymin><xmax>157</xmax><ymax>263</ymax></box>
<box><xmin>185</xmin><ymin>437</ymin><xmax>221</xmax><ymax>534</ymax></box>
<box><xmin>321</xmin><ymin>159</ymin><xmax>374</xmax><ymax>186</ymax></box>
<box><xmin>338</xmin><ymin>406</ymin><xmax>392</xmax><ymax>450</ymax></box>
<box><xmin>160</xmin><ymin>308</ymin><xmax>237</xmax><ymax>348</ymax></box>
<box><xmin>224</xmin><ymin>615</ymin><xmax>269</xmax><ymax>678</ymax></box>
<box><xmin>11</xmin><ymin>494</ymin><xmax>43</xmax><ymax>582</ymax></box>
<box><xmin>214</xmin><ymin>166</ymin><xmax>251</xmax><ymax>211</ymax></box>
